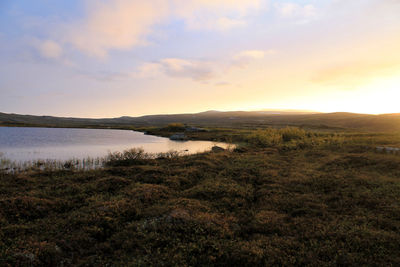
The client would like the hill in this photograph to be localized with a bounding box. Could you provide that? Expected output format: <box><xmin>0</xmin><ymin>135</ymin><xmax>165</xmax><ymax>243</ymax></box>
<box><xmin>1</xmin><ymin>111</ymin><xmax>400</xmax><ymax>132</ymax></box>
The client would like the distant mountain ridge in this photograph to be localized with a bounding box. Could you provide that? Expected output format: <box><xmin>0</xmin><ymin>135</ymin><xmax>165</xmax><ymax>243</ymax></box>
<box><xmin>1</xmin><ymin>110</ymin><xmax>400</xmax><ymax>132</ymax></box>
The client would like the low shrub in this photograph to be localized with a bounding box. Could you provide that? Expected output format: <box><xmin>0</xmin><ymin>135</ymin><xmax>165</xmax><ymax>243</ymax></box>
<box><xmin>105</xmin><ymin>148</ymin><xmax>151</xmax><ymax>166</ymax></box>
<box><xmin>125</xmin><ymin>183</ymin><xmax>172</xmax><ymax>204</ymax></box>
<box><xmin>165</xmin><ymin>123</ymin><xmax>186</xmax><ymax>132</ymax></box>
<box><xmin>280</xmin><ymin>127</ymin><xmax>307</xmax><ymax>142</ymax></box>
<box><xmin>0</xmin><ymin>197</ymin><xmax>64</xmax><ymax>222</ymax></box>
<box><xmin>246</xmin><ymin>129</ymin><xmax>283</xmax><ymax>147</ymax></box>
<box><xmin>95</xmin><ymin>176</ymin><xmax>131</xmax><ymax>193</ymax></box>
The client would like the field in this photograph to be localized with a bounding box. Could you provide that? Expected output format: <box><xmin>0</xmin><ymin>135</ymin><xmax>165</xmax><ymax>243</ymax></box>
<box><xmin>1</xmin><ymin>126</ymin><xmax>400</xmax><ymax>266</ymax></box>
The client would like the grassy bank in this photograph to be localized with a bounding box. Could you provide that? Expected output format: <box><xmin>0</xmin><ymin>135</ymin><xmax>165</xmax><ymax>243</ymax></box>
<box><xmin>1</xmin><ymin>127</ymin><xmax>400</xmax><ymax>266</ymax></box>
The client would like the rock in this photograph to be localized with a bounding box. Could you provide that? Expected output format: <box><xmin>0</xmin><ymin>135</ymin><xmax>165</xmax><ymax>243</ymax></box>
<box><xmin>376</xmin><ymin>146</ymin><xmax>400</xmax><ymax>154</ymax></box>
<box><xmin>234</xmin><ymin>147</ymin><xmax>248</xmax><ymax>153</ymax></box>
<box><xmin>211</xmin><ymin>146</ymin><xmax>225</xmax><ymax>152</ymax></box>
<box><xmin>170</xmin><ymin>133</ymin><xmax>186</xmax><ymax>140</ymax></box>
<box><xmin>185</xmin><ymin>127</ymin><xmax>208</xmax><ymax>132</ymax></box>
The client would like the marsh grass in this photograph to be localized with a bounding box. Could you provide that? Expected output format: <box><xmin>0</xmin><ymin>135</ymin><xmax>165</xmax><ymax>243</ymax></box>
<box><xmin>0</xmin><ymin>148</ymin><xmax>189</xmax><ymax>173</ymax></box>
<box><xmin>0</xmin><ymin>128</ymin><xmax>397</xmax><ymax>174</ymax></box>
<box><xmin>0</xmin><ymin>156</ymin><xmax>104</xmax><ymax>174</ymax></box>
<box><xmin>245</xmin><ymin>127</ymin><xmax>350</xmax><ymax>150</ymax></box>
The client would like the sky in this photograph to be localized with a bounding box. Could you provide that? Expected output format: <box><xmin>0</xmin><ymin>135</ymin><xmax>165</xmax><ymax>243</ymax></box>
<box><xmin>1</xmin><ymin>0</ymin><xmax>400</xmax><ymax>118</ymax></box>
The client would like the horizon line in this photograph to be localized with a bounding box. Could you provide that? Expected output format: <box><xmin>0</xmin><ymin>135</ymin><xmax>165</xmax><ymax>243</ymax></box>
<box><xmin>1</xmin><ymin>109</ymin><xmax>400</xmax><ymax>120</ymax></box>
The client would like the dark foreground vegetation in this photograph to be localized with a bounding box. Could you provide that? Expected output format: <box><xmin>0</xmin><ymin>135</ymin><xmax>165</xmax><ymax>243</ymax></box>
<box><xmin>1</xmin><ymin>126</ymin><xmax>400</xmax><ymax>266</ymax></box>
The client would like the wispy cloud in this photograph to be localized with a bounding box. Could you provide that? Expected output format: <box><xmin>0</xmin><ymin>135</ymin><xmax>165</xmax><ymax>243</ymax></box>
<box><xmin>63</xmin><ymin>0</ymin><xmax>169</xmax><ymax>58</ymax></box>
<box><xmin>274</xmin><ymin>2</ymin><xmax>318</xmax><ymax>23</ymax></box>
<box><xmin>232</xmin><ymin>49</ymin><xmax>277</xmax><ymax>68</ymax></box>
<box><xmin>33</xmin><ymin>39</ymin><xmax>63</xmax><ymax>60</ymax></box>
<box><xmin>134</xmin><ymin>48</ymin><xmax>277</xmax><ymax>81</ymax></box>
<box><xmin>161</xmin><ymin>58</ymin><xmax>215</xmax><ymax>81</ymax></box>
<box><xmin>77</xmin><ymin>70</ymin><xmax>131</xmax><ymax>82</ymax></box>
<box><xmin>185</xmin><ymin>16</ymin><xmax>248</xmax><ymax>31</ymax></box>
<box><xmin>235</xmin><ymin>50</ymin><xmax>276</xmax><ymax>60</ymax></box>
<box><xmin>173</xmin><ymin>0</ymin><xmax>264</xmax><ymax>31</ymax></box>
<box><xmin>215</xmin><ymin>81</ymin><xmax>231</xmax><ymax>86</ymax></box>
<box><xmin>215</xmin><ymin>17</ymin><xmax>247</xmax><ymax>30</ymax></box>
<box><xmin>38</xmin><ymin>0</ymin><xmax>267</xmax><ymax>58</ymax></box>
<box><xmin>136</xmin><ymin>58</ymin><xmax>215</xmax><ymax>81</ymax></box>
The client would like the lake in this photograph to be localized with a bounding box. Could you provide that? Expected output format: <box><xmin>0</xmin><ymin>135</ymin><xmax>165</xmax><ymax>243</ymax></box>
<box><xmin>0</xmin><ymin>127</ymin><xmax>230</xmax><ymax>162</ymax></box>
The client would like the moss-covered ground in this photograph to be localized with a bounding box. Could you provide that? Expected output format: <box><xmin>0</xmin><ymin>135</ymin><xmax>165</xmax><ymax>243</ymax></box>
<box><xmin>1</xmin><ymin>127</ymin><xmax>399</xmax><ymax>266</ymax></box>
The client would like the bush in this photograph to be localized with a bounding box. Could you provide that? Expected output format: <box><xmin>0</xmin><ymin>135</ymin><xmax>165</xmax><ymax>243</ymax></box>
<box><xmin>246</xmin><ymin>127</ymin><xmax>309</xmax><ymax>148</ymax></box>
<box><xmin>105</xmin><ymin>148</ymin><xmax>150</xmax><ymax>166</ymax></box>
<box><xmin>165</xmin><ymin>123</ymin><xmax>186</xmax><ymax>132</ymax></box>
<box><xmin>279</xmin><ymin>127</ymin><xmax>307</xmax><ymax>142</ymax></box>
<box><xmin>245</xmin><ymin>127</ymin><xmax>341</xmax><ymax>150</ymax></box>
<box><xmin>246</xmin><ymin>129</ymin><xmax>283</xmax><ymax>147</ymax></box>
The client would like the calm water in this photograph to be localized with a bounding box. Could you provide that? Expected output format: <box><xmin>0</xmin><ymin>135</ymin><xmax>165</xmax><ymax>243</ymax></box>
<box><xmin>0</xmin><ymin>127</ymin><xmax>230</xmax><ymax>162</ymax></box>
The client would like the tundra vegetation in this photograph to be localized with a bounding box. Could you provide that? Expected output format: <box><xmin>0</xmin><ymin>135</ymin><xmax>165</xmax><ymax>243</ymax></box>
<box><xmin>0</xmin><ymin>126</ymin><xmax>400</xmax><ymax>266</ymax></box>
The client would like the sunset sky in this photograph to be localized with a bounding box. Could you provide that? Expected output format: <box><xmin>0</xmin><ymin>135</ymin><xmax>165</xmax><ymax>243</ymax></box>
<box><xmin>1</xmin><ymin>0</ymin><xmax>400</xmax><ymax>117</ymax></box>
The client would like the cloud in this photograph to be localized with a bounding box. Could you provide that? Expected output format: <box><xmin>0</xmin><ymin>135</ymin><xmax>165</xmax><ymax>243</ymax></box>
<box><xmin>215</xmin><ymin>17</ymin><xmax>247</xmax><ymax>30</ymax></box>
<box><xmin>173</xmin><ymin>0</ymin><xmax>263</xmax><ymax>31</ymax></box>
<box><xmin>215</xmin><ymin>81</ymin><xmax>231</xmax><ymax>86</ymax></box>
<box><xmin>51</xmin><ymin>0</ymin><xmax>266</xmax><ymax>57</ymax></box>
<box><xmin>172</xmin><ymin>0</ymin><xmax>263</xmax><ymax>18</ymax></box>
<box><xmin>274</xmin><ymin>2</ymin><xmax>317</xmax><ymax>22</ymax></box>
<box><xmin>186</xmin><ymin>16</ymin><xmax>247</xmax><ymax>31</ymax></box>
<box><xmin>232</xmin><ymin>49</ymin><xmax>277</xmax><ymax>67</ymax></box>
<box><xmin>135</xmin><ymin>58</ymin><xmax>215</xmax><ymax>81</ymax></box>
<box><xmin>235</xmin><ymin>49</ymin><xmax>276</xmax><ymax>60</ymax></box>
<box><xmin>35</xmin><ymin>40</ymin><xmax>63</xmax><ymax>59</ymax></box>
<box><xmin>64</xmin><ymin>0</ymin><xmax>169</xmax><ymax>58</ymax></box>
<box><xmin>74</xmin><ymin>57</ymin><xmax>217</xmax><ymax>82</ymax></box>
<box><xmin>134</xmin><ymin>49</ymin><xmax>276</xmax><ymax>81</ymax></box>
<box><xmin>135</xmin><ymin>63</ymin><xmax>164</xmax><ymax>79</ymax></box>
<box><xmin>77</xmin><ymin>70</ymin><xmax>130</xmax><ymax>82</ymax></box>
<box><xmin>160</xmin><ymin>58</ymin><xmax>215</xmax><ymax>81</ymax></box>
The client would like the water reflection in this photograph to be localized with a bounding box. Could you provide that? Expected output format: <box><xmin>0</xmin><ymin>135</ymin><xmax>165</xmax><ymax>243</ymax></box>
<box><xmin>0</xmin><ymin>127</ymin><xmax>230</xmax><ymax>162</ymax></box>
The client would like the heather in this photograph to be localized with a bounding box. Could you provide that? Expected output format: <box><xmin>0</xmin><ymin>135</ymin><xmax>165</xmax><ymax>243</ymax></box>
<box><xmin>1</xmin><ymin>127</ymin><xmax>399</xmax><ymax>266</ymax></box>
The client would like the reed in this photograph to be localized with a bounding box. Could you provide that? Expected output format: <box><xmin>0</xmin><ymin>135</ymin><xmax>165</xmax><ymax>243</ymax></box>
<box><xmin>0</xmin><ymin>148</ymin><xmax>188</xmax><ymax>173</ymax></box>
